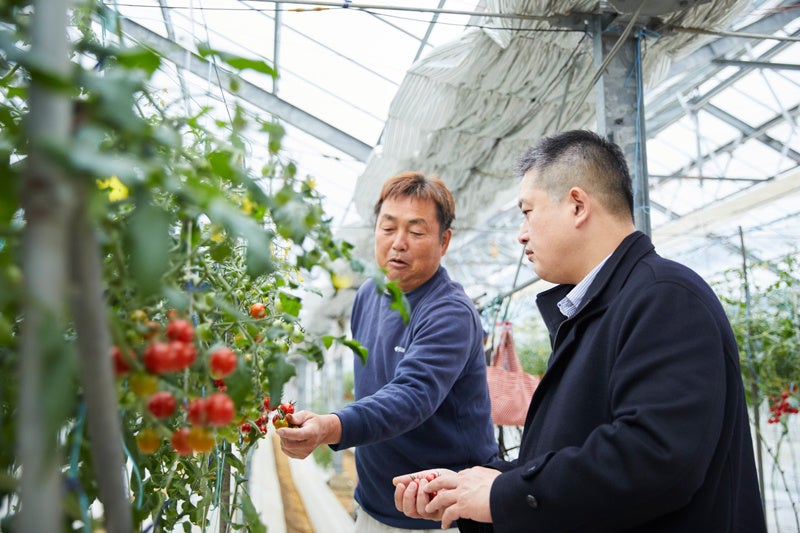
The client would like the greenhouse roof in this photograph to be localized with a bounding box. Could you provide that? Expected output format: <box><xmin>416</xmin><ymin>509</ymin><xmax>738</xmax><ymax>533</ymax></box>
<box><xmin>109</xmin><ymin>0</ymin><xmax>800</xmax><ymax>320</ymax></box>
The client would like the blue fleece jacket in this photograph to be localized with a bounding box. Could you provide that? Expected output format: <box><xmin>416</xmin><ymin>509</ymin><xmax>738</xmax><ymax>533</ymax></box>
<box><xmin>332</xmin><ymin>266</ymin><xmax>498</xmax><ymax>529</ymax></box>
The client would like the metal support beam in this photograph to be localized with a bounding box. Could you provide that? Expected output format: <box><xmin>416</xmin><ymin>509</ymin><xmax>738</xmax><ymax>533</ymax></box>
<box><xmin>118</xmin><ymin>18</ymin><xmax>373</xmax><ymax>162</ymax></box>
<box><xmin>592</xmin><ymin>16</ymin><xmax>651</xmax><ymax>236</ymax></box>
<box><xmin>703</xmin><ymin>103</ymin><xmax>800</xmax><ymax>164</ymax></box>
<box><xmin>712</xmin><ymin>58</ymin><xmax>800</xmax><ymax>71</ymax></box>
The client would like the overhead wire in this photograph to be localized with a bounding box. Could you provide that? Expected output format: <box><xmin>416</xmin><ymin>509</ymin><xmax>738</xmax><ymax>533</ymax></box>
<box><xmin>109</xmin><ymin>2</ymin><xmax>800</xmax><ymax>42</ymax></box>
<box><xmin>250</xmin><ymin>0</ymin><xmax>555</xmax><ymax>23</ymax></box>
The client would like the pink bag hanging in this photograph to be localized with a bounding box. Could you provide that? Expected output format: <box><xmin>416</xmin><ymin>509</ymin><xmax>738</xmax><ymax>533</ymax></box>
<box><xmin>486</xmin><ymin>322</ymin><xmax>540</xmax><ymax>426</ymax></box>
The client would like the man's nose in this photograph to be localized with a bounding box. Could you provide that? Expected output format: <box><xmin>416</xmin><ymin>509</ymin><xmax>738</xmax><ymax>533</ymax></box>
<box><xmin>392</xmin><ymin>231</ymin><xmax>408</xmax><ymax>250</ymax></box>
<box><xmin>517</xmin><ymin>222</ymin><xmax>528</xmax><ymax>245</ymax></box>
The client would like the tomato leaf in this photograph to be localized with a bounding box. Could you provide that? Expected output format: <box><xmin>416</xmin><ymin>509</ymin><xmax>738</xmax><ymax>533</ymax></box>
<box><xmin>196</xmin><ymin>43</ymin><xmax>277</xmax><ymax>79</ymax></box>
<box><xmin>277</xmin><ymin>291</ymin><xmax>301</xmax><ymax>318</ymax></box>
<box><xmin>223</xmin><ymin>363</ymin><xmax>254</xmax><ymax>409</ymax></box>
<box><xmin>239</xmin><ymin>489</ymin><xmax>267</xmax><ymax>533</ymax></box>
<box><xmin>342</xmin><ymin>338</ymin><xmax>369</xmax><ymax>366</ymax></box>
<box><xmin>126</xmin><ymin>200</ymin><xmax>170</xmax><ymax>296</ymax></box>
<box><xmin>266</xmin><ymin>357</ymin><xmax>296</xmax><ymax>405</ymax></box>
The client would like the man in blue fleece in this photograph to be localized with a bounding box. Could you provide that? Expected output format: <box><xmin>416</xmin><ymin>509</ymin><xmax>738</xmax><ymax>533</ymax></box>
<box><xmin>277</xmin><ymin>171</ymin><xmax>498</xmax><ymax>532</ymax></box>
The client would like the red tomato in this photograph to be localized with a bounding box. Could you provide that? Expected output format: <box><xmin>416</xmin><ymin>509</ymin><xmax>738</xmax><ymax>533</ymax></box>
<box><xmin>209</xmin><ymin>346</ymin><xmax>237</xmax><ymax>378</ymax></box>
<box><xmin>249</xmin><ymin>302</ymin><xmax>266</xmax><ymax>319</ymax></box>
<box><xmin>166</xmin><ymin>318</ymin><xmax>194</xmax><ymax>343</ymax></box>
<box><xmin>147</xmin><ymin>391</ymin><xmax>177</xmax><ymax>419</ymax></box>
<box><xmin>143</xmin><ymin>341</ymin><xmax>174</xmax><ymax>374</ymax></box>
<box><xmin>263</xmin><ymin>396</ymin><xmax>272</xmax><ymax>411</ymax></box>
<box><xmin>187</xmin><ymin>397</ymin><xmax>208</xmax><ymax>426</ymax></box>
<box><xmin>205</xmin><ymin>392</ymin><xmax>235</xmax><ymax>427</ymax></box>
<box><xmin>425</xmin><ymin>472</ymin><xmax>439</xmax><ymax>498</ymax></box>
<box><xmin>279</xmin><ymin>402</ymin><xmax>295</xmax><ymax>415</ymax></box>
<box><xmin>170</xmin><ymin>427</ymin><xmax>193</xmax><ymax>456</ymax></box>
<box><xmin>111</xmin><ymin>346</ymin><xmax>133</xmax><ymax>376</ymax></box>
<box><xmin>171</xmin><ymin>340</ymin><xmax>197</xmax><ymax>371</ymax></box>
<box><xmin>142</xmin><ymin>320</ymin><xmax>160</xmax><ymax>340</ymax></box>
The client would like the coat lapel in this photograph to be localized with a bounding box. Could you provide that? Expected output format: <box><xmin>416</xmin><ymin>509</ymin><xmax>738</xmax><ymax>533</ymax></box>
<box><xmin>523</xmin><ymin>232</ymin><xmax>655</xmax><ymax>432</ymax></box>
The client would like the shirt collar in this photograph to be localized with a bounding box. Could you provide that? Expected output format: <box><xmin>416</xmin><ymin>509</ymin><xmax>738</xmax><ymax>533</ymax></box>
<box><xmin>557</xmin><ymin>254</ymin><xmax>612</xmax><ymax>319</ymax></box>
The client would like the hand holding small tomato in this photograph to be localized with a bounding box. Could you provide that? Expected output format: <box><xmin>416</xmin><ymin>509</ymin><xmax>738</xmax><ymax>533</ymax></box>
<box><xmin>420</xmin><ymin>466</ymin><xmax>499</xmax><ymax>528</ymax></box>
<box><xmin>276</xmin><ymin>410</ymin><xmax>342</xmax><ymax>459</ymax></box>
<box><xmin>392</xmin><ymin>469</ymin><xmax>455</xmax><ymax>521</ymax></box>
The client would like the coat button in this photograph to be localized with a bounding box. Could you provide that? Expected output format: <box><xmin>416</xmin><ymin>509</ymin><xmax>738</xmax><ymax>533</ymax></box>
<box><xmin>526</xmin><ymin>494</ymin><xmax>539</xmax><ymax>509</ymax></box>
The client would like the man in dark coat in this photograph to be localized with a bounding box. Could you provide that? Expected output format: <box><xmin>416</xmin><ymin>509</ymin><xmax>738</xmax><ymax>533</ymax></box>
<box><xmin>393</xmin><ymin>130</ymin><xmax>766</xmax><ymax>532</ymax></box>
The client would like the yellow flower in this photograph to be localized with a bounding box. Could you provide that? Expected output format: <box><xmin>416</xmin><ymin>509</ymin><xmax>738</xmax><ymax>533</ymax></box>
<box><xmin>97</xmin><ymin>176</ymin><xmax>129</xmax><ymax>202</ymax></box>
<box><xmin>240</xmin><ymin>196</ymin><xmax>256</xmax><ymax>214</ymax></box>
<box><xmin>209</xmin><ymin>225</ymin><xmax>226</xmax><ymax>243</ymax></box>
<box><xmin>331</xmin><ymin>272</ymin><xmax>353</xmax><ymax>290</ymax></box>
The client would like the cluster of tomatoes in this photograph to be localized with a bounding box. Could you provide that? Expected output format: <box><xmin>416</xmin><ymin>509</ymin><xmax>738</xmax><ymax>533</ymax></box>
<box><xmin>409</xmin><ymin>471</ymin><xmax>439</xmax><ymax>498</ymax></box>
<box><xmin>767</xmin><ymin>385</ymin><xmax>799</xmax><ymax>424</ymax></box>
<box><xmin>425</xmin><ymin>472</ymin><xmax>439</xmax><ymax>498</ymax></box>
<box><xmin>112</xmin><ymin>313</ymin><xmax>243</xmax><ymax>456</ymax></box>
<box><xmin>239</xmin><ymin>397</ymin><xmax>297</xmax><ymax>441</ymax></box>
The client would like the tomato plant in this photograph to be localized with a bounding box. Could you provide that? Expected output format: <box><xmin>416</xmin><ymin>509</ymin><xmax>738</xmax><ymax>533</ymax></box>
<box><xmin>0</xmin><ymin>3</ymin><xmax>403</xmax><ymax>531</ymax></box>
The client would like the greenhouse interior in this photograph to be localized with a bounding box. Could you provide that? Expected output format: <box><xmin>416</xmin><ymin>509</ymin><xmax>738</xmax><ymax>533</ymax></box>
<box><xmin>1</xmin><ymin>0</ymin><xmax>799</xmax><ymax>532</ymax></box>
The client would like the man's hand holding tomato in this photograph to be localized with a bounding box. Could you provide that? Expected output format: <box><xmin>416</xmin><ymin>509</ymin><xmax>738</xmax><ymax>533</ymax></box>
<box><xmin>276</xmin><ymin>410</ymin><xmax>343</xmax><ymax>459</ymax></box>
<box><xmin>392</xmin><ymin>466</ymin><xmax>500</xmax><ymax>528</ymax></box>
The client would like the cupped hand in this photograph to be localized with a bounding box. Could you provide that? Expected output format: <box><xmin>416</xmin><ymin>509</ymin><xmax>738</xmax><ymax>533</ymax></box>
<box><xmin>424</xmin><ymin>466</ymin><xmax>500</xmax><ymax>528</ymax></box>
<box><xmin>392</xmin><ymin>469</ymin><xmax>456</xmax><ymax>520</ymax></box>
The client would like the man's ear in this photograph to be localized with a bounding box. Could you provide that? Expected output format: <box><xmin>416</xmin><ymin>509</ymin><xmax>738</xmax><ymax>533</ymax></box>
<box><xmin>569</xmin><ymin>187</ymin><xmax>590</xmax><ymax>227</ymax></box>
<box><xmin>440</xmin><ymin>228</ymin><xmax>452</xmax><ymax>255</ymax></box>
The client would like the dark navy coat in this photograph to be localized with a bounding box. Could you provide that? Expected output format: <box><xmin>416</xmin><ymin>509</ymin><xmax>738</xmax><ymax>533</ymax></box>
<box><xmin>460</xmin><ymin>231</ymin><xmax>765</xmax><ymax>533</ymax></box>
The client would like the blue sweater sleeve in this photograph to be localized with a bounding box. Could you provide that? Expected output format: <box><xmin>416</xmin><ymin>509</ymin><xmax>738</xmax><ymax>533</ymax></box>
<box><xmin>332</xmin><ymin>279</ymin><xmax>485</xmax><ymax>449</ymax></box>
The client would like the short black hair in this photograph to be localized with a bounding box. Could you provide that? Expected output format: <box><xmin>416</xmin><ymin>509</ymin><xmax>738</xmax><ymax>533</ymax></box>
<box><xmin>515</xmin><ymin>130</ymin><xmax>634</xmax><ymax>220</ymax></box>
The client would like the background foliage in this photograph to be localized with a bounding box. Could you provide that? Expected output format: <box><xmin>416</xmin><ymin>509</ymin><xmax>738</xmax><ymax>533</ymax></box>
<box><xmin>0</xmin><ymin>2</ymin><xmax>406</xmax><ymax>530</ymax></box>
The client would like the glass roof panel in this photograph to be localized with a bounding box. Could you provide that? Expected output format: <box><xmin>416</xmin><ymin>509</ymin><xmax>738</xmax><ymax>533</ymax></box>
<box><xmin>106</xmin><ymin>0</ymin><xmax>799</xmax><ymax>301</ymax></box>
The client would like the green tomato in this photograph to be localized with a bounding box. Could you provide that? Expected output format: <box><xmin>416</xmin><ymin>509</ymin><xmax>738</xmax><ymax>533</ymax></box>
<box><xmin>196</xmin><ymin>323</ymin><xmax>214</xmax><ymax>342</ymax></box>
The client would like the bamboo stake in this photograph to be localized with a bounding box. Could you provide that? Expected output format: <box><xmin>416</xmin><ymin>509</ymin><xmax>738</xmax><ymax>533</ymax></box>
<box><xmin>18</xmin><ymin>1</ymin><xmax>73</xmax><ymax>531</ymax></box>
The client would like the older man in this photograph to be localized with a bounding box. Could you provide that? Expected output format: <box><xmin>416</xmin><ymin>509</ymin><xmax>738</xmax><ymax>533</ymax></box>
<box><xmin>278</xmin><ymin>171</ymin><xmax>498</xmax><ymax>532</ymax></box>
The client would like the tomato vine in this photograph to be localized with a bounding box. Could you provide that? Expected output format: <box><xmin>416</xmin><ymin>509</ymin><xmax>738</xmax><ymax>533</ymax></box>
<box><xmin>0</xmin><ymin>2</ymin><xmax>407</xmax><ymax>531</ymax></box>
